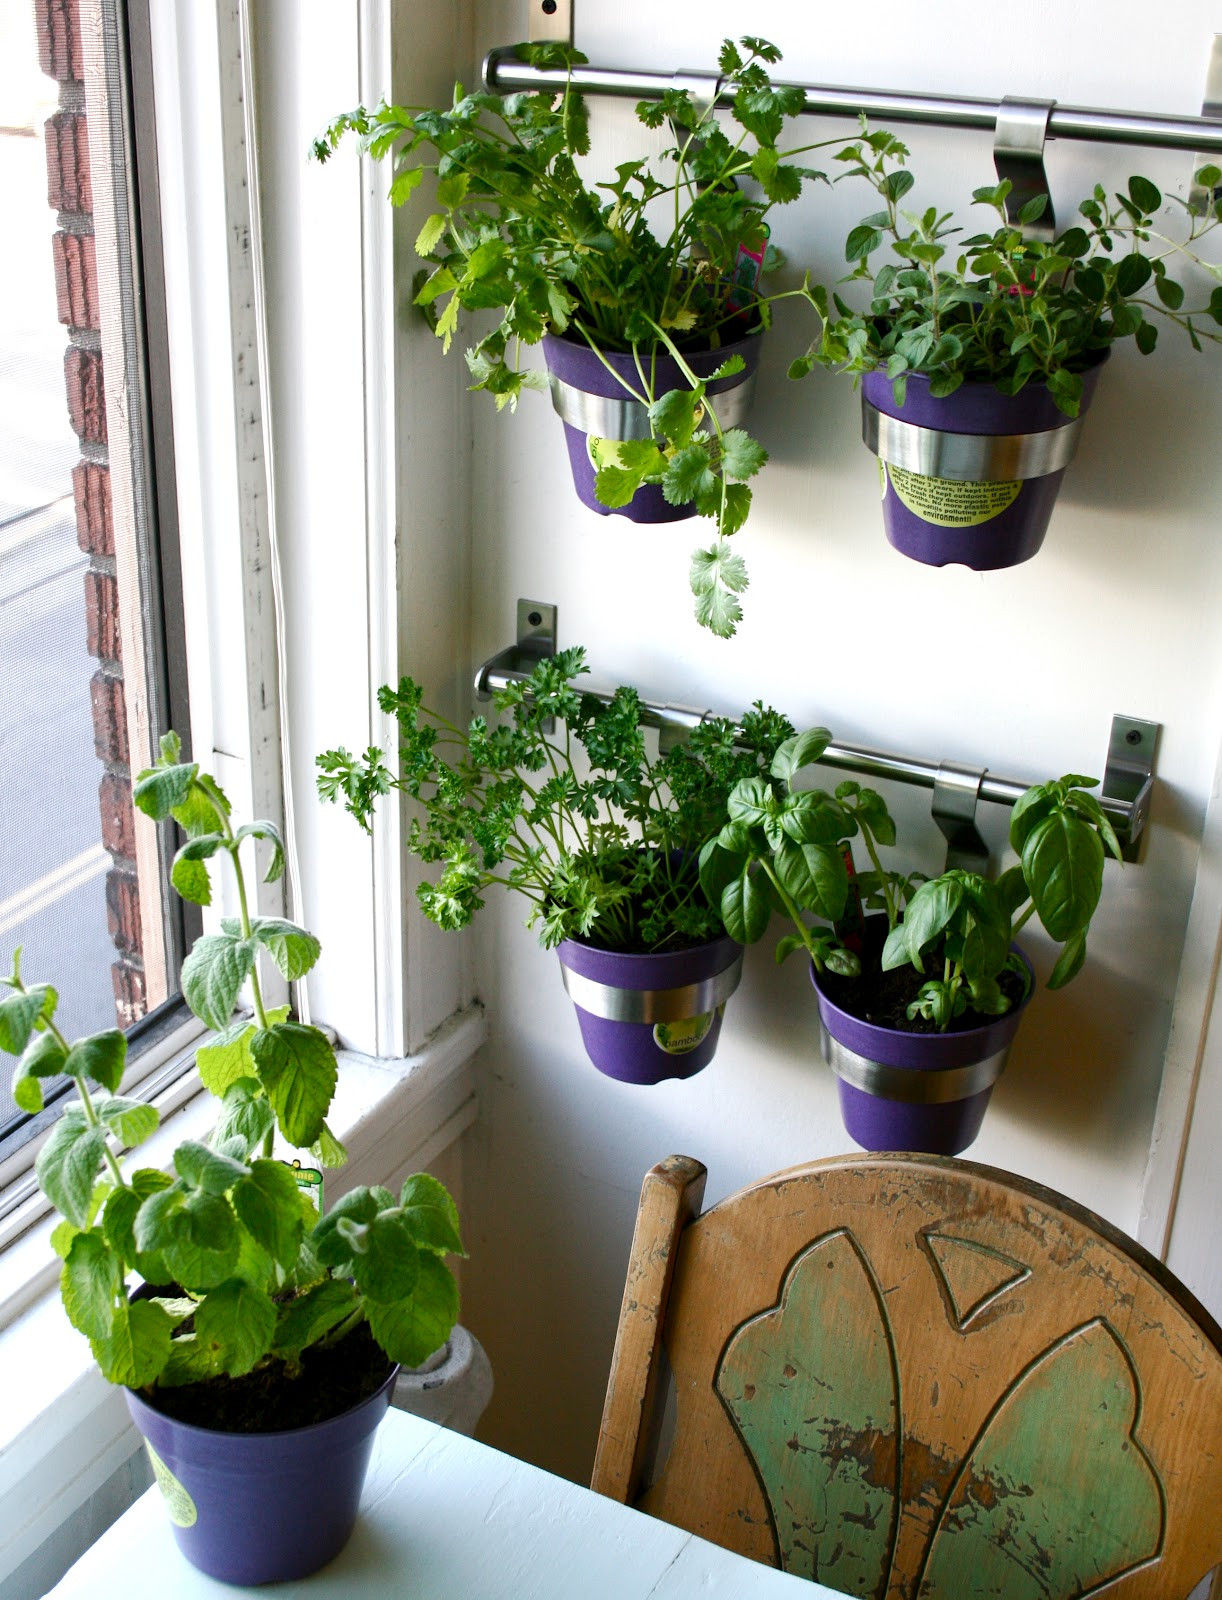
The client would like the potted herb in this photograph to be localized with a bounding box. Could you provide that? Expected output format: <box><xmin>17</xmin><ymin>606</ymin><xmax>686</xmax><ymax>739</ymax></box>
<box><xmin>792</xmin><ymin>125</ymin><xmax>1222</xmax><ymax>568</ymax></box>
<box><xmin>5</xmin><ymin>735</ymin><xmax>464</xmax><ymax>1586</ymax></box>
<box><xmin>700</xmin><ymin>731</ymin><xmax>1122</xmax><ymax>1152</ymax></box>
<box><xmin>312</xmin><ymin>37</ymin><xmax>829</xmax><ymax>637</ymax></box>
<box><xmin>317</xmin><ymin>648</ymin><xmax>792</xmax><ymax>1084</ymax></box>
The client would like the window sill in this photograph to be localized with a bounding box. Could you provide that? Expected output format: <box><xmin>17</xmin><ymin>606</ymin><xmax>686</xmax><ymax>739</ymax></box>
<box><xmin>0</xmin><ymin>1003</ymin><xmax>484</xmax><ymax>1585</ymax></box>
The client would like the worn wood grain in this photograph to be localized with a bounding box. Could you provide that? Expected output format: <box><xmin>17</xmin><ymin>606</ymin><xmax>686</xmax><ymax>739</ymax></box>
<box><xmin>591</xmin><ymin>1154</ymin><xmax>707</xmax><ymax>1505</ymax></box>
<box><xmin>596</xmin><ymin>1154</ymin><xmax>1222</xmax><ymax>1600</ymax></box>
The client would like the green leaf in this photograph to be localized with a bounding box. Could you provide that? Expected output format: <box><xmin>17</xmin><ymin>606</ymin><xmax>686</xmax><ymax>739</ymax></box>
<box><xmin>311</xmin><ymin>1121</ymin><xmax>349</xmax><ymax>1170</ymax></box>
<box><xmin>1048</xmin><ymin>929</ymin><xmax>1088</xmax><ymax>990</ymax></box>
<box><xmin>197</xmin><ymin>1018</ymin><xmax>259</xmax><ymax>1098</ymax></box>
<box><xmin>136</xmin><ymin>1186</ymin><xmax>241</xmax><ymax>1289</ymax></box>
<box><xmin>250</xmin><ymin>1022</ymin><xmax>338</xmax><ymax>1147</ymax></box>
<box><xmin>770</xmin><ymin>728</ymin><xmax>832</xmax><ymax>782</ymax></box>
<box><xmin>181</xmin><ymin>931</ymin><xmax>259</xmax><ymax>1031</ymax></box>
<box><xmin>366</xmin><ymin>1253</ymin><xmax>459</xmax><ymax>1368</ymax></box>
<box><xmin>36</xmin><ymin>1118</ymin><xmax>108</xmax><ymax>1228</ymax></box>
<box><xmin>0</xmin><ymin>984</ymin><xmax>56</xmax><ymax>1056</ymax></box>
<box><xmin>248</xmin><ymin>919</ymin><xmax>322</xmax><ymax>982</ymax></box>
<box><xmin>175</xmin><ymin>1139</ymin><xmax>250</xmax><ymax>1195</ymax></box>
<box><xmin>63</xmin><ymin>1030</ymin><xmax>126</xmax><ymax>1091</ymax></box>
<box><xmin>414</xmin><ymin>212</ymin><xmax>447</xmax><ymax>256</ymax></box>
<box><xmin>720</xmin><ymin>864</ymin><xmax>772</xmax><ymax>945</ymax></box>
<box><xmin>194</xmin><ymin>1281</ymin><xmax>277</xmax><ymax>1378</ymax></box>
<box><xmin>719</xmin><ymin>429</ymin><xmax>768</xmax><ymax>481</ymax></box>
<box><xmin>271</xmin><ymin>1279</ymin><xmax>359</xmax><ymax>1362</ymax></box>
<box><xmin>1127</xmin><ymin>175</ymin><xmax>1162</xmax><ymax>215</ymax></box>
<box><xmin>774</xmin><ymin>840</ymin><xmax>848</xmax><ymax>921</ymax></box>
<box><xmin>132</xmin><ymin>761</ymin><xmax>198</xmax><ymax>822</ymax></box>
<box><xmin>61</xmin><ymin>1230</ymin><xmax>122</xmax><ymax>1341</ymax></box>
<box><xmin>210</xmin><ymin>1075</ymin><xmax>277</xmax><ymax>1156</ymax></box>
<box><xmin>774</xmin><ymin>933</ymin><xmax>808</xmax><ymax>965</ymax></box>
<box><xmin>233</xmin><ymin>1159</ymin><xmax>304</xmax><ymax>1271</ymax></box>
<box><xmin>171</xmin><ymin>852</ymin><xmax>212</xmax><ymax>907</ymax></box>
<box><xmin>1115</xmin><ymin>253</ymin><xmax>1152</xmax><ymax>296</ymax></box>
<box><xmin>348</xmin><ymin>1211</ymin><xmax>422</xmax><ymax>1304</ymax></box>
<box><xmin>11</xmin><ymin>1030</ymin><xmax>68</xmax><ymax>1114</ymax></box>
<box><xmin>91</xmin><ymin>1298</ymin><xmax>175</xmax><ymax>1388</ymax></box>
<box><xmin>663</xmin><ymin>443</ymin><xmax>717</xmax><ymax>507</ymax></box>
<box><xmin>93</xmin><ymin>1095</ymin><xmax>159</xmax><ymax>1148</ymax></box>
<box><xmin>1022</xmin><ymin>813</ymin><xmax>1105</xmax><ymax>942</ymax></box>
<box><xmin>399</xmin><ymin>1173</ymin><xmax>465</xmax><ymax>1256</ymax></box>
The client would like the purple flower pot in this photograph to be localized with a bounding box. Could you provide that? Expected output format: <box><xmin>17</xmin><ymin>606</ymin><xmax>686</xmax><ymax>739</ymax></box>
<box><xmin>125</xmin><ymin>1365</ymin><xmax>397</xmax><ymax>1585</ymax></box>
<box><xmin>557</xmin><ymin>934</ymin><xmax>743</xmax><ymax>1084</ymax></box>
<box><xmin>541</xmin><ymin>330</ymin><xmax>762</xmax><ymax>523</ymax></box>
<box><xmin>810</xmin><ymin>948</ymin><xmax>1035</xmax><ymax>1156</ymax></box>
<box><xmin>861</xmin><ymin>358</ymin><xmax>1107</xmax><ymax>569</ymax></box>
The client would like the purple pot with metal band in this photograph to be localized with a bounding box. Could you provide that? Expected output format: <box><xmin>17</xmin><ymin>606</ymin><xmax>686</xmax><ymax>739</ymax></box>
<box><xmin>557</xmin><ymin>934</ymin><xmax>743</xmax><ymax>1084</ymax></box>
<box><xmin>861</xmin><ymin>355</ymin><xmax>1107</xmax><ymax>570</ymax></box>
<box><xmin>125</xmin><ymin>1365</ymin><xmax>397</xmax><ymax>1585</ymax></box>
<box><xmin>542</xmin><ymin>330</ymin><xmax>762</xmax><ymax>523</ymax></box>
<box><xmin>810</xmin><ymin>945</ymin><xmax>1035</xmax><ymax>1156</ymax></box>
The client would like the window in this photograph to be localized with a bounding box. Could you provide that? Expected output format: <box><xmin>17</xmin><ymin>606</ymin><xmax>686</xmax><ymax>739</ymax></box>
<box><xmin>0</xmin><ymin>0</ymin><xmax>192</xmax><ymax>1153</ymax></box>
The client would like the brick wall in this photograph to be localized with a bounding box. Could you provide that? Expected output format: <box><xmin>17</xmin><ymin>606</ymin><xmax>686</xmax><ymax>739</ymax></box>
<box><xmin>37</xmin><ymin>0</ymin><xmax>147</xmax><ymax>1027</ymax></box>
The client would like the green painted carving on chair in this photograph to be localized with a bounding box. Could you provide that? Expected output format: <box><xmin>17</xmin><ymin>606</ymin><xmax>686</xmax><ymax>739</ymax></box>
<box><xmin>917</xmin><ymin>1318</ymin><xmax>1164</xmax><ymax>1599</ymax></box>
<box><xmin>715</xmin><ymin>1229</ymin><xmax>901</xmax><ymax>1598</ymax></box>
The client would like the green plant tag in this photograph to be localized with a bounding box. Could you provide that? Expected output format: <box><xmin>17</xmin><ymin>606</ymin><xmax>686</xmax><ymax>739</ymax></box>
<box><xmin>144</xmin><ymin>1443</ymin><xmax>197</xmax><ymax>1527</ymax></box>
<box><xmin>885</xmin><ymin>464</ymin><xmax>1021</xmax><ymax>527</ymax></box>
<box><xmin>283</xmin><ymin>1157</ymin><xmax>324</xmax><ymax>1212</ymax></box>
<box><xmin>653</xmin><ymin>1005</ymin><xmax>722</xmax><ymax>1056</ymax></box>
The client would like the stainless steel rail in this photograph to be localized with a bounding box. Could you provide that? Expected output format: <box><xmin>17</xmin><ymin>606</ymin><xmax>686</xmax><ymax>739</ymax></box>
<box><xmin>473</xmin><ymin>645</ymin><xmax>1155</xmax><ymax>850</ymax></box>
<box><xmin>483</xmin><ymin>47</ymin><xmax>1222</xmax><ymax>158</ymax></box>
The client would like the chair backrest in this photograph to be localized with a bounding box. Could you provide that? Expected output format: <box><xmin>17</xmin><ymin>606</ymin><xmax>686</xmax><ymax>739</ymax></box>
<box><xmin>593</xmin><ymin>1154</ymin><xmax>1222</xmax><ymax>1600</ymax></box>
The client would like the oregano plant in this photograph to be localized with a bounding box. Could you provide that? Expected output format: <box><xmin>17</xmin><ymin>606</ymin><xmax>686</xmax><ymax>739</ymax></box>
<box><xmin>6</xmin><ymin>735</ymin><xmax>464</xmax><ymax>1393</ymax></box>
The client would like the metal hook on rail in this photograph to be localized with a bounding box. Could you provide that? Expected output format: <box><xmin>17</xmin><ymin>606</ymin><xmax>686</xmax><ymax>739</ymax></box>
<box><xmin>993</xmin><ymin>97</ymin><xmax>1057</xmax><ymax>241</ymax></box>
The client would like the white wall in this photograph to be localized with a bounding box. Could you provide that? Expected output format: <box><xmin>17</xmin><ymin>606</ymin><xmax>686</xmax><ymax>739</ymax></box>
<box><xmin>443</xmin><ymin>0</ymin><xmax>1222</xmax><ymax>1479</ymax></box>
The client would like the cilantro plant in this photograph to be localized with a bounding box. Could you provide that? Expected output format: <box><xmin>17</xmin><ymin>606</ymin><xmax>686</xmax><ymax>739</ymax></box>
<box><xmin>316</xmin><ymin>646</ymin><xmax>792</xmax><ymax>954</ymax></box>
<box><xmin>700</xmin><ymin>735</ymin><xmax>1123</xmax><ymax>1030</ymax></box>
<box><xmin>5</xmin><ymin>737</ymin><xmax>464</xmax><ymax>1391</ymax></box>
<box><xmin>313</xmin><ymin>37</ymin><xmax>830</xmax><ymax>637</ymax></box>
<box><xmin>792</xmin><ymin>125</ymin><xmax>1222</xmax><ymax>416</ymax></box>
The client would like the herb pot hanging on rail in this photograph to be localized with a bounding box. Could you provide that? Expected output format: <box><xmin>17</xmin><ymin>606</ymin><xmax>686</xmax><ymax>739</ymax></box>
<box><xmin>313</xmin><ymin>36</ymin><xmax>834</xmax><ymax>637</ymax></box>
<box><xmin>861</xmin><ymin>359</ymin><xmax>1106</xmax><ymax>569</ymax></box>
<box><xmin>791</xmin><ymin>126</ymin><xmax>1222</xmax><ymax>569</ymax></box>
<box><xmin>699</xmin><ymin>729</ymin><xmax>1124</xmax><ymax>1154</ymax></box>
<box><xmin>557</xmin><ymin>932</ymin><xmax>743</xmax><ymax>1084</ymax></box>
<box><xmin>542</xmin><ymin>329</ymin><xmax>763</xmax><ymax>525</ymax></box>
<box><xmin>318</xmin><ymin>648</ymin><xmax>795</xmax><ymax>1082</ymax></box>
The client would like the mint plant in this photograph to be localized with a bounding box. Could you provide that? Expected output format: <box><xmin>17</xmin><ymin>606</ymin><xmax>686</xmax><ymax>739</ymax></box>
<box><xmin>700</xmin><ymin>735</ymin><xmax>1123</xmax><ymax>1030</ymax></box>
<box><xmin>6</xmin><ymin>736</ymin><xmax>464</xmax><ymax>1392</ymax></box>
<box><xmin>792</xmin><ymin>124</ymin><xmax>1222</xmax><ymax>415</ymax></box>
<box><xmin>317</xmin><ymin>646</ymin><xmax>793</xmax><ymax>954</ymax></box>
<box><xmin>312</xmin><ymin>37</ymin><xmax>830</xmax><ymax>636</ymax></box>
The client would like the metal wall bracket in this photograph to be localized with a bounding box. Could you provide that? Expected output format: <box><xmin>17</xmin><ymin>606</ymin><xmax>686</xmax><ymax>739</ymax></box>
<box><xmin>1103</xmin><ymin>715</ymin><xmax>1159</xmax><ymax>864</ymax></box>
<box><xmin>474</xmin><ymin>600</ymin><xmax>557</xmax><ymax>728</ymax></box>
<box><xmin>994</xmin><ymin>97</ymin><xmax>1057</xmax><ymax>240</ymax></box>
<box><xmin>1191</xmin><ymin>34</ymin><xmax>1222</xmax><ymax>211</ymax></box>
<box><xmin>528</xmin><ymin>0</ymin><xmax>573</xmax><ymax>46</ymax></box>
<box><xmin>932</xmin><ymin>763</ymin><xmax>989</xmax><ymax>874</ymax></box>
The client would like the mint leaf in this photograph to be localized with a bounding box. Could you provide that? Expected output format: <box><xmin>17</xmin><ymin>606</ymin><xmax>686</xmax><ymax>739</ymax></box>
<box><xmin>93</xmin><ymin>1095</ymin><xmax>159</xmax><ymax>1148</ymax></box>
<box><xmin>271</xmin><ymin>1279</ymin><xmax>358</xmax><ymax>1362</ymax></box>
<box><xmin>366</xmin><ymin>1254</ymin><xmax>458</xmax><ymax>1368</ymax></box>
<box><xmin>250</xmin><ymin>1022</ymin><xmax>338</xmax><ymax>1147</ymax></box>
<box><xmin>193</xmin><ymin>1281</ymin><xmax>277</xmax><ymax>1378</ymax></box>
<box><xmin>248</xmin><ymin>918</ymin><xmax>321</xmax><ymax>981</ymax></box>
<box><xmin>349</xmin><ymin>1212</ymin><xmax>421</xmax><ymax>1304</ymax></box>
<box><xmin>181</xmin><ymin>931</ymin><xmax>259</xmax><ymax>1031</ymax></box>
<box><xmin>136</xmin><ymin>1186</ymin><xmax>241</xmax><ymax>1289</ymax></box>
<box><xmin>400</xmin><ymin>1173</ymin><xmax>465</xmax><ymax>1256</ymax></box>
<box><xmin>64</xmin><ymin>1030</ymin><xmax>126</xmax><ymax>1091</ymax></box>
<box><xmin>175</xmin><ymin>1139</ymin><xmax>250</xmax><ymax>1195</ymax></box>
<box><xmin>92</xmin><ymin>1298</ymin><xmax>175</xmax><ymax>1388</ymax></box>
<box><xmin>0</xmin><ymin>985</ymin><xmax>55</xmax><ymax>1056</ymax></box>
<box><xmin>233</xmin><ymin>1159</ymin><xmax>304</xmax><ymax>1271</ymax></box>
<box><xmin>11</xmin><ymin>1029</ymin><xmax>68</xmax><ymax>1113</ymax></box>
<box><xmin>210</xmin><ymin>1076</ymin><xmax>276</xmax><ymax>1156</ymax></box>
<box><xmin>171</xmin><ymin>852</ymin><xmax>212</xmax><ymax>906</ymax></box>
<box><xmin>36</xmin><ymin>1116</ymin><xmax>108</xmax><ymax>1227</ymax></box>
<box><xmin>61</xmin><ymin>1230</ymin><xmax>122</xmax><ymax>1341</ymax></box>
<box><xmin>133</xmin><ymin>760</ymin><xmax>197</xmax><ymax>821</ymax></box>
<box><xmin>197</xmin><ymin>1018</ymin><xmax>259</xmax><ymax>1097</ymax></box>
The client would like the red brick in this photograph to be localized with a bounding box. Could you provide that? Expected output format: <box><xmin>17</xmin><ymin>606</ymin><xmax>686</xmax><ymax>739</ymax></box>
<box><xmin>111</xmin><ymin>960</ymin><xmax>148</xmax><ymax>1029</ymax></box>
<box><xmin>90</xmin><ymin>669</ymin><xmax>128</xmax><ymax>765</ymax></box>
<box><xmin>65</xmin><ymin>347</ymin><xmax>106</xmax><ymax>445</ymax></box>
<box><xmin>45</xmin><ymin>111</ymin><xmax>91</xmax><ymax>212</ymax></box>
<box><xmin>105</xmin><ymin>867</ymin><xmax>142</xmax><ymax>957</ymax></box>
<box><xmin>73</xmin><ymin>462</ymin><xmax>113</xmax><ymax>556</ymax></box>
<box><xmin>84</xmin><ymin>569</ymin><xmax>121</xmax><ymax>661</ymax></box>
<box><xmin>98</xmin><ymin>772</ymin><xmax>136</xmax><ymax>858</ymax></box>
<box><xmin>52</xmin><ymin>231</ymin><xmax>98</xmax><ymax>329</ymax></box>
<box><xmin>34</xmin><ymin>0</ymin><xmax>81</xmax><ymax>83</ymax></box>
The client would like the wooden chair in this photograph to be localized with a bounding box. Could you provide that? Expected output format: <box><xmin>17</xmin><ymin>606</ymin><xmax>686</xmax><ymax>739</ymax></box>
<box><xmin>593</xmin><ymin>1154</ymin><xmax>1222</xmax><ymax>1600</ymax></box>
